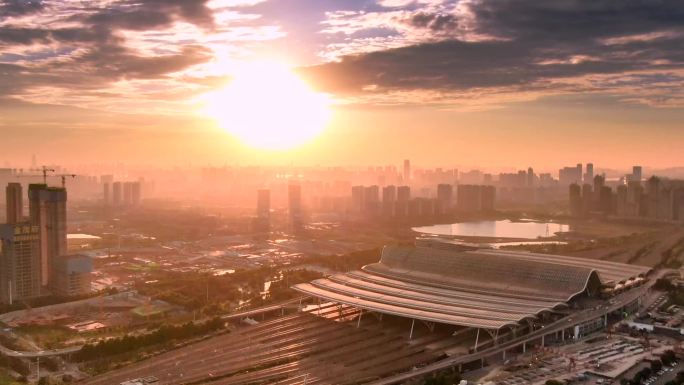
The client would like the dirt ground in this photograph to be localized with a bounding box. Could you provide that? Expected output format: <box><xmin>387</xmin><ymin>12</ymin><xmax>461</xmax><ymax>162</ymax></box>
<box><xmin>567</xmin><ymin>226</ymin><xmax>684</xmax><ymax>267</ymax></box>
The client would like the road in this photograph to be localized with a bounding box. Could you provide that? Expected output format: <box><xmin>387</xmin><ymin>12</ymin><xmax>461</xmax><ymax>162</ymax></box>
<box><xmin>0</xmin><ymin>343</ymin><xmax>81</xmax><ymax>358</ymax></box>
<box><xmin>221</xmin><ymin>297</ymin><xmax>306</xmax><ymax>321</ymax></box>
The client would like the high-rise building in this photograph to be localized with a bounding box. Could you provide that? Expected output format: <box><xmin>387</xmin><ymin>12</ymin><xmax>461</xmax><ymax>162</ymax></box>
<box><xmin>123</xmin><ymin>182</ymin><xmax>133</xmax><ymax>206</ymax></box>
<box><xmin>593</xmin><ymin>174</ymin><xmax>605</xmax><ymax>209</ymax></box>
<box><xmin>646</xmin><ymin>176</ymin><xmax>660</xmax><ymax>218</ymax></box>
<box><xmin>483</xmin><ymin>173</ymin><xmax>493</xmax><ymax>185</ymax></box>
<box><xmin>131</xmin><ymin>182</ymin><xmax>141</xmax><ymax>205</ymax></box>
<box><xmin>112</xmin><ymin>182</ymin><xmax>122</xmax><ymax>206</ymax></box>
<box><xmin>0</xmin><ymin>222</ymin><xmax>42</xmax><ymax>304</ymax></box>
<box><xmin>28</xmin><ymin>184</ymin><xmax>67</xmax><ymax>288</ymax></box>
<box><xmin>351</xmin><ymin>186</ymin><xmax>365</xmax><ymax>213</ymax></box>
<box><xmin>256</xmin><ymin>189</ymin><xmax>270</xmax><ymax>232</ymax></box>
<box><xmin>456</xmin><ymin>185</ymin><xmax>482</xmax><ymax>212</ymax></box>
<box><xmin>481</xmin><ymin>185</ymin><xmax>496</xmax><ymax>211</ymax></box>
<box><xmin>673</xmin><ymin>188</ymin><xmax>684</xmax><ymax>221</ymax></box>
<box><xmin>395</xmin><ymin>185</ymin><xmax>411</xmax><ymax>217</ymax></box>
<box><xmin>364</xmin><ymin>185</ymin><xmax>380</xmax><ymax>215</ymax></box>
<box><xmin>585</xmin><ymin>163</ymin><xmax>594</xmax><ymax>183</ymax></box>
<box><xmin>397</xmin><ymin>186</ymin><xmax>411</xmax><ymax>202</ymax></box>
<box><xmin>576</xmin><ymin>163</ymin><xmax>583</xmax><ymax>181</ymax></box>
<box><xmin>102</xmin><ymin>183</ymin><xmax>110</xmax><ymax>205</ymax></box>
<box><xmin>581</xmin><ymin>184</ymin><xmax>593</xmax><ymax>214</ymax></box>
<box><xmin>632</xmin><ymin>166</ymin><xmax>643</xmax><ymax>183</ymax></box>
<box><xmin>403</xmin><ymin>159</ymin><xmax>411</xmax><ymax>183</ymax></box>
<box><xmin>288</xmin><ymin>183</ymin><xmax>303</xmax><ymax>231</ymax></box>
<box><xmin>418</xmin><ymin>198</ymin><xmax>436</xmax><ymax>218</ymax></box>
<box><xmin>437</xmin><ymin>184</ymin><xmax>453</xmax><ymax>214</ymax></box>
<box><xmin>257</xmin><ymin>189</ymin><xmax>270</xmax><ymax>219</ymax></box>
<box><xmin>381</xmin><ymin>185</ymin><xmax>396</xmax><ymax>217</ymax></box>
<box><xmin>569</xmin><ymin>184</ymin><xmax>582</xmax><ymax>217</ymax></box>
<box><xmin>616</xmin><ymin>183</ymin><xmax>644</xmax><ymax>218</ymax></box>
<box><xmin>598</xmin><ymin>186</ymin><xmax>613</xmax><ymax>214</ymax></box>
<box><xmin>526</xmin><ymin>167</ymin><xmax>535</xmax><ymax>188</ymax></box>
<box><xmin>559</xmin><ymin>166</ymin><xmax>582</xmax><ymax>185</ymax></box>
<box><xmin>6</xmin><ymin>182</ymin><xmax>23</xmax><ymax>224</ymax></box>
<box><xmin>459</xmin><ymin>170</ymin><xmax>483</xmax><ymax>185</ymax></box>
<box><xmin>456</xmin><ymin>185</ymin><xmax>495</xmax><ymax>212</ymax></box>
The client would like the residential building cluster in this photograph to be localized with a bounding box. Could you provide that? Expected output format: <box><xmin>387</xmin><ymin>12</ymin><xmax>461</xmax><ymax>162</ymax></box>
<box><xmin>569</xmin><ymin>166</ymin><xmax>684</xmax><ymax>221</ymax></box>
<box><xmin>0</xmin><ymin>182</ymin><xmax>92</xmax><ymax>304</ymax></box>
<box><xmin>101</xmin><ymin>175</ymin><xmax>142</xmax><ymax>207</ymax></box>
<box><xmin>348</xmin><ymin>183</ymin><xmax>496</xmax><ymax>219</ymax></box>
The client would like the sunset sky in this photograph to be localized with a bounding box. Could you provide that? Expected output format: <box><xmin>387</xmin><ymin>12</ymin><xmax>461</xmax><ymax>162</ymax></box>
<box><xmin>1</xmin><ymin>0</ymin><xmax>683</xmax><ymax>170</ymax></box>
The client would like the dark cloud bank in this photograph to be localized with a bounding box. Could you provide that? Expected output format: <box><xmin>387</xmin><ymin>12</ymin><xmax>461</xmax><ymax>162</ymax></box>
<box><xmin>302</xmin><ymin>0</ymin><xmax>684</xmax><ymax>98</ymax></box>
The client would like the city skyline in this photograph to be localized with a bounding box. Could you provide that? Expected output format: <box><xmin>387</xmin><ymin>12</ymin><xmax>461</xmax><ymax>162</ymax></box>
<box><xmin>1</xmin><ymin>0</ymin><xmax>683</xmax><ymax>168</ymax></box>
<box><xmin>2</xmin><ymin>1</ymin><xmax>684</xmax><ymax>382</ymax></box>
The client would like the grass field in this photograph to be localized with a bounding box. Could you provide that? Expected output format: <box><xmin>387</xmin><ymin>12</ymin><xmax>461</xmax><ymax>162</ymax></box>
<box><xmin>0</xmin><ymin>372</ymin><xmax>22</xmax><ymax>385</ymax></box>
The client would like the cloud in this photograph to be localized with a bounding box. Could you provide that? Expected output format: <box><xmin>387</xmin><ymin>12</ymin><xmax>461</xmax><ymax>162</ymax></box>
<box><xmin>0</xmin><ymin>0</ymin><xmax>226</xmax><ymax>111</ymax></box>
<box><xmin>0</xmin><ymin>0</ymin><xmax>44</xmax><ymax>17</ymax></box>
<box><xmin>2</xmin><ymin>0</ymin><xmax>684</xmax><ymax>113</ymax></box>
<box><xmin>82</xmin><ymin>0</ymin><xmax>216</xmax><ymax>31</ymax></box>
<box><xmin>407</xmin><ymin>12</ymin><xmax>458</xmax><ymax>32</ymax></box>
<box><xmin>304</xmin><ymin>0</ymin><xmax>684</xmax><ymax>107</ymax></box>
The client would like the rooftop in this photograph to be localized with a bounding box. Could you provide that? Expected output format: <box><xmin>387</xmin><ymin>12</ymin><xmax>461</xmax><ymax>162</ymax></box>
<box><xmin>293</xmin><ymin>244</ymin><xmax>650</xmax><ymax>330</ymax></box>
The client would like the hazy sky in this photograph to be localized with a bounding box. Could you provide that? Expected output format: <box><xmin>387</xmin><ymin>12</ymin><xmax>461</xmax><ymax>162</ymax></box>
<box><xmin>1</xmin><ymin>0</ymin><xmax>683</xmax><ymax>170</ymax></box>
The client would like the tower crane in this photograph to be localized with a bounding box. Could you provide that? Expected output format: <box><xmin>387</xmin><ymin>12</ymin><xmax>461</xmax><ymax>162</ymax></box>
<box><xmin>16</xmin><ymin>170</ymin><xmax>77</xmax><ymax>188</ymax></box>
<box><xmin>53</xmin><ymin>174</ymin><xmax>77</xmax><ymax>188</ymax></box>
<box><xmin>28</xmin><ymin>166</ymin><xmax>56</xmax><ymax>184</ymax></box>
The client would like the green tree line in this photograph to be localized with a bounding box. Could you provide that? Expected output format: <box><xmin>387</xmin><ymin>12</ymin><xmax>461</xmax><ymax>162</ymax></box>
<box><xmin>73</xmin><ymin>317</ymin><xmax>225</xmax><ymax>361</ymax></box>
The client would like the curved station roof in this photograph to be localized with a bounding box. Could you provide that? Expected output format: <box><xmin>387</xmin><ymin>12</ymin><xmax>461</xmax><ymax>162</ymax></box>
<box><xmin>293</xmin><ymin>244</ymin><xmax>650</xmax><ymax>330</ymax></box>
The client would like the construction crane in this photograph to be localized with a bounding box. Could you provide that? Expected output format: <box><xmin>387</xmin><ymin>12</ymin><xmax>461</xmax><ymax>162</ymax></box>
<box><xmin>16</xmin><ymin>171</ymin><xmax>77</xmax><ymax>188</ymax></box>
<box><xmin>53</xmin><ymin>174</ymin><xmax>77</xmax><ymax>188</ymax></box>
<box><xmin>29</xmin><ymin>166</ymin><xmax>56</xmax><ymax>184</ymax></box>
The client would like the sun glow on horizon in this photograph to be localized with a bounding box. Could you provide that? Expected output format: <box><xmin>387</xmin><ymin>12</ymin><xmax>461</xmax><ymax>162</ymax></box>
<box><xmin>203</xmin><ymin>61</ymin><xmax>331</xmax><ymax>150</ymax></box>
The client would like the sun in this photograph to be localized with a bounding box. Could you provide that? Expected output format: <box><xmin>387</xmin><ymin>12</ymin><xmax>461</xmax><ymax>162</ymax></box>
<box><xmin>204</xmin><ymin>61</ymin><xmax>331</xmax><ymax>150</ymax></box>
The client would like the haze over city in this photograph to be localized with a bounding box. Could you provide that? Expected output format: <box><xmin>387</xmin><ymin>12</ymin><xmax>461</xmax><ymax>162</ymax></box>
<box><xmin>2</xmin><ymin>1</ymin><xmax>684</xmax><ymax>385</ymax></box>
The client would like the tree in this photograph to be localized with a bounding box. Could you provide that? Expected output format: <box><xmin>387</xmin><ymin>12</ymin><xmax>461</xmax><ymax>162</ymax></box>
<box><xmin>423</xmin><ymin>372</ymin><xmax>461</xmax><ymax>385</ymax></box>
<box><xmin>675</xmin><ymin>371</ymin><xmax>684</xmax><ymax>384</ymax></box>
<box><xmin>652</xmin><ymin>360</ymin><xmax>663</xmax><ymax>372</ymax></box>
<box><xmin>662</xmin><ymin>350</ymin><xmax>677</xmax><ymax>365</ymax></box>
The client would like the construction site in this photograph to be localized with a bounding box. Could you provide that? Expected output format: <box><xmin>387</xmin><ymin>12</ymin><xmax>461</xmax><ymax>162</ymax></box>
<box><xmin>0</xmin><ymin>292</ymin><xmax>181</xmax><ymax>350</ymax></box>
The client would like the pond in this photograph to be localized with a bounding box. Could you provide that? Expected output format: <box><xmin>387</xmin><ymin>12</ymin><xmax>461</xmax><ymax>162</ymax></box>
<box><xmin>67</xmin><ymin>233</ymin><xmax>102</xmax><ymax>240</ymax></box>
<box><xmin>412</xmin><ymin>219</ymin><xmax>570</xmax><ymax>239</ymax></box>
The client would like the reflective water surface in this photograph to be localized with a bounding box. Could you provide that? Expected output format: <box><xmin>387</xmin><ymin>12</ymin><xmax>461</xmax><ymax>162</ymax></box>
<box><xmin>413</xmin><ymin>219</ymin><xmax>569</xmax><ymax>239</ymax></box>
